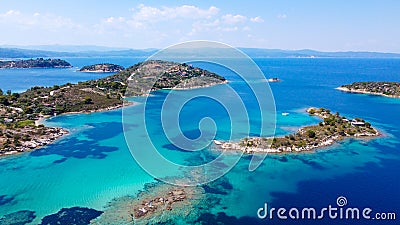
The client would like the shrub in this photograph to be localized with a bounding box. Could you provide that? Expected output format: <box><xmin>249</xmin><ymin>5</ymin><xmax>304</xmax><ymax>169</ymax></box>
<box><xmin>307</xmin><ymin>130</ymin><xmax>316</xmax><ymax>138</ymax></box>
<box><xmin>83</xmin><ymin>97</ymin><xmax>93</xmax><ymax>104</ymax></box>
<box><xmin>17</xmin><ymin>120</ymin><xmax>35</xmax><ymax>128</ymax></box>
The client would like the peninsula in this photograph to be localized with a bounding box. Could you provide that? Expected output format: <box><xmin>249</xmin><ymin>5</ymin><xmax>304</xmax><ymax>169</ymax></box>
<box><xmin>79</xmin><ymin>63</ymin><xmax>125</xmax><ymax>73</ymax></box>
<box><xmin>217</xmin><ymin>107</ymin><xmax>379</xmax><ymax>154</ymax></box>
<box><xmin>337</xmin><ymin>82</ymin><xmax>400</xmax><ymax>98</ymax></box>
<box><xmin>122</xmin><ymin>60</ymin><xmax>227</xmax><ymax>96</ymax></box>
<box><xmin>0</xmin><ymin>60</ymin><xmax>227</xmax><ymax>156</ymax></box>
<box><xmin>0</xmin><ymin>58</ymin><xmax>72</xmax><ymax>69</ymax></box>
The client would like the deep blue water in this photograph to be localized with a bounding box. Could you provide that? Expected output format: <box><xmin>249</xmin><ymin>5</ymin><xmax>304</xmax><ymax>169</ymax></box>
<box><xmin>0</xmin><ymin>58</ymin><xmax>399</xmax><ymax>224</ymax></box>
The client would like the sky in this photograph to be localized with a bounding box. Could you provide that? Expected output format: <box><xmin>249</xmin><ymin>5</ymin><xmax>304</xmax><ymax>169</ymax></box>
<box><xmin>0</xmin><ymin>0</ymin><xmax>400</xmax><ymax>52</ymax></box>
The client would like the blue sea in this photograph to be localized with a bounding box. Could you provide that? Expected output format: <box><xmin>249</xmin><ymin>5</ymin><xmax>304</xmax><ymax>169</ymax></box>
<box><xmin>0</xmin><ymin>57</ymin><xmax>399</xmax><ymax>224</ymax></box>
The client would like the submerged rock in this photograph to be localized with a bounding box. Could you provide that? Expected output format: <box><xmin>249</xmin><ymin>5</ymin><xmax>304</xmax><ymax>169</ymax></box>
<box><xmin>0</xmin><ymin>210</ymin><xmax>36</xmax><ymax>225</ymax></box>
<box><xmin>39</xmin><ymin>207</ymin><xmax>102</xmax><ymax>225</ymax></box>
<box><xmin>92</xmin><ymin>182</ymin><xmax>204</xmax><ymax>225</ymax></box>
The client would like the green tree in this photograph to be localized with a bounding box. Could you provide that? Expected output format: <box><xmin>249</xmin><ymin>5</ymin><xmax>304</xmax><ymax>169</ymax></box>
<box><xmin>0</xmin><ymin>96</ymin><xmax>9</xmax><ymax>105</ymax></box>
<box><xmin>83</xmin><ymin>97</ymin><xmax>93</xmax><ymax>104</ymax></box>
<box><xmin>24</xmin><ymin>107</ymin><xmax>34</xmax><ymax>114</ymax></box>
<box><xmin>307</xmin><ymin>130</ymin><xmax>316</xmax><ymax>138</ymax></box>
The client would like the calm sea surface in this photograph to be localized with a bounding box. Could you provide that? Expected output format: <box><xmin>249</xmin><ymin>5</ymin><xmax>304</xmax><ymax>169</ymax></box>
<box><xmin>0</xmin><ymin>58</ymin><xmax>399</xmax><ymax>224</ymax></box>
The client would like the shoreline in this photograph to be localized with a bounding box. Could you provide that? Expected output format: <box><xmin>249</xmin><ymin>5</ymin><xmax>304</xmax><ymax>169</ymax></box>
<box><xmin>0</xmin><ymin>127</ymin><xmax>69</xmax><ymax>158</ymax></box>
<box><xmin>78</xmin><ymin>70</ymin><xmax>120</xmax><ymax>73</ymax></box>
<box><xmin>216</xmin><ymin>132</ymin><xmax>381</xmax><ymax>155</ymax></box>
<box><xmin>215</xmin><ymin>107</ymin><xmax>381</xmax><ymax>154</ymax></box>
<box><xmin>0</xmin><ymin>101</ymin><xmax>138</xmax><ymax>158</ymax></box>
<box><xmin>57</xmin><ymin>101</ymin><xmax>138</xmax><ymax>116</ymax></box>
<box><xmin>336</xmin><ymin>86</ymin><xmax>400</xmax><ymax>98</ymax></box>
<box><xmin>1</xmin><ymin>59</ymin><xmax>229</xmax><ymax>159</ymax></box>
<box><xmin>0</xmin><ymin>66</ymin><xmax>73</xmax><ymax>70</ymax></box>
<box><xmin>1</xmin><ymin>77</ymin><xmax>223</xmax><ymax>159</ymax></box>
<box><xmin>162</xmin><ymin>80</ymin><xmax>228</xmax><ymax>91</ymax></box>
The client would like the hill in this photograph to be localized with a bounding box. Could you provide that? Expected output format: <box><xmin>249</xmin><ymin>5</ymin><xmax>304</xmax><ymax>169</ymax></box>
<box><xmin>79</xmin><ymin>63</ymin><xmax>125</xmax><ymax>73</ymax></box>
<box><xmin>0</xmin><ymin>58</ymin><xmax>72</xmax><ymax>68</ymax></box>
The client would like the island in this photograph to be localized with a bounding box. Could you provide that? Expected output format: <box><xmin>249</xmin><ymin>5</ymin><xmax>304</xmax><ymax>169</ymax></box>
<box><xmin>79</xmin><ymin>63</ymin><xmax>125</xmax><ymax>73</ymax></box>
<box><xmin>121</xmin><ymin>60</ymin><xmax>227</xmax><ymax>96</ymax></box>
<box><xmin>337</xmin><ymin>82</ymin><xmax>400</xmax><ymax>98</ymax></box>
<box><xmin>216</xmin><ymin>107</ymin><xmax>379</xmax><ymax>154</ymax></box>
<box><xmin>0</xmin><ymin>60</ymin><xmax>227</xmax><ymax>156</ymax></box>
<box><xmin>0</xmin><ymin>58</ymin><xmax>72</xmax><ymax>69</ymax></box>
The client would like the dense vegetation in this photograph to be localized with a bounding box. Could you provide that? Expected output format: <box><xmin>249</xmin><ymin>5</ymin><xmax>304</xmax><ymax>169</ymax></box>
<box><xmin>340</xmin><ymin>82</ymin><xmax>400</xmax><ymax>97</ymax></box>
<box><xmin>79</xmin><ymin>63</ymin><xmax>125</xmax><ymax>73</ymax></box>
<box><xmin>121</xmin><ymin>60</ymin><xmax>226</xmax><ymax>96</ymax></box>
<box><xmin>0</xmin><ymin>58</ymin><xmax>72</xmax><ymax>68</ymax></box>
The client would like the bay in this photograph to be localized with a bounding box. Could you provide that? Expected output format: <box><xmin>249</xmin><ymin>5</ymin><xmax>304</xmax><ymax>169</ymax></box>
<box><xmin>0</xmin><ymin>58</ymin><xmax>399</xmax><ymax>224</ymax></box>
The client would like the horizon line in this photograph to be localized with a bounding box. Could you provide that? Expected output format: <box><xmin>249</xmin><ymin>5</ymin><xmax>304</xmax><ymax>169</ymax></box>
<box><xmin>1</xmin><ymin>44</ymin><xmax>400</xmax><ymax>55</ymax></box>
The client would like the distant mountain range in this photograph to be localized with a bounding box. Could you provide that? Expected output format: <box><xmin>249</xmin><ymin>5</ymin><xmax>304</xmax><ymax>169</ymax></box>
<box><xmin>0</xmin><ymin>47</ymin><xmax>156</xmax><ymax>58</ymax></box>
<box><xmin>1</xmin><ymin>45</ymin><xmax>400</xmax><ymax>59</ymax></box>
<box><xmin>239</xmin><ymin>48</ymin><xmax>400</xmax><ymax>58</ymax></box>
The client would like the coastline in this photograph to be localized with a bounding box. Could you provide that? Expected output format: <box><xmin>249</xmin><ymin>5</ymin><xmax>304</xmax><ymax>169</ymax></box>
<box><xmin>216</xmin><ymin>107</ymin><xmax>381</xmax><ymax>154</ymax></box>
<box><xmin>0</xmin><ymin>101</ymin><xmax>138</xmax><ymax>158</ymax></box>
<box><xmin>0</xmin><ymin>66</ymin><xmax>73</xmax><ymax>69</ymax></box>
<box><xmin>336</xmin><ymin>86</ymin><xmax>400</xmax><ymax>98</ymax></box>
<box><xmin>58</xmin><ymin>100</ymin><xmax>138</xmax><ymax>116</ymax></box>
<box><xmin>216</xmin><ymin>132</ymin><xmax>380</xmax><ymax>154</ymax></box>
<box><xmin>78</xmin><ymin>70</ymin><xmax>119</xmax><ymax>73</ymax></box>
<box><xmin>0</xmin><ymin>127</ymin><xmax>69</xmax><ymax>158</ymax></box>
<box><xmin>162</xmin><ymin>80</ymin><xmax>228</xmax><ymax>91</ymax></box>
<box><xmin>0</xmin><ymin>76</ymin><xmax>224</xmax><ymax>159</ymax></box>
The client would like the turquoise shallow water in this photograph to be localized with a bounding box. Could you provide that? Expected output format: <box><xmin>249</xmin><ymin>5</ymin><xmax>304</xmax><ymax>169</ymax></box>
<box><xmin>0</xmin><ymin>58</ymin><xmax>399</xmax><ymax>224</ymax></box>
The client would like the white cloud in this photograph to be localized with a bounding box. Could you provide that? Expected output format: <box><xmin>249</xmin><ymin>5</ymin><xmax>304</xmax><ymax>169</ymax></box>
<box><xmin>277</xmin><ymin>14</ymin><xmax>287</xmax><ymax>19</ymax></box>
<box><xmin>105</xmin><ymin>16</ymin><xmax>125</xmax><ymax>24</ymax></box>
<box><xmin>173</xmin><ymin>5</ymin><xmax>219</xmax><ymax>19</ymax></box>
<box><xmin>130</xmin><ymin>4</ymin><xmax>220</xmax><ymax>23</ymax></box>
<box><xmin>221</xmin><ymin>14</ymin><xmax>247</xmax><ymax>24</ymax></box>
<box><xmin>97</xmin><ymin>4</ymin><xmax>256</xmax><ymax>40</ymax></box>
<box><xmin>0</xmin><ymin>5</ymin><xmax>266</xmax><ymax>48</ymax></box>
<box><xmin>99</xmin><ymin>5</ymin><xmax>221</xmax><ymax>31</ymax></box>
<box><xmin>2</xmin><ymin>10</ymin><xmax>20</xmax><ymax>17</ymax></box>
<box><xmin>250</xmin><ymin>16</ymin><xmax>264</xmax><ymax>23</ymax></box>
<box><xmin>0</xmin><ymin>9</ymin><xmax>80</xmax><ymax>29</ymax></box>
